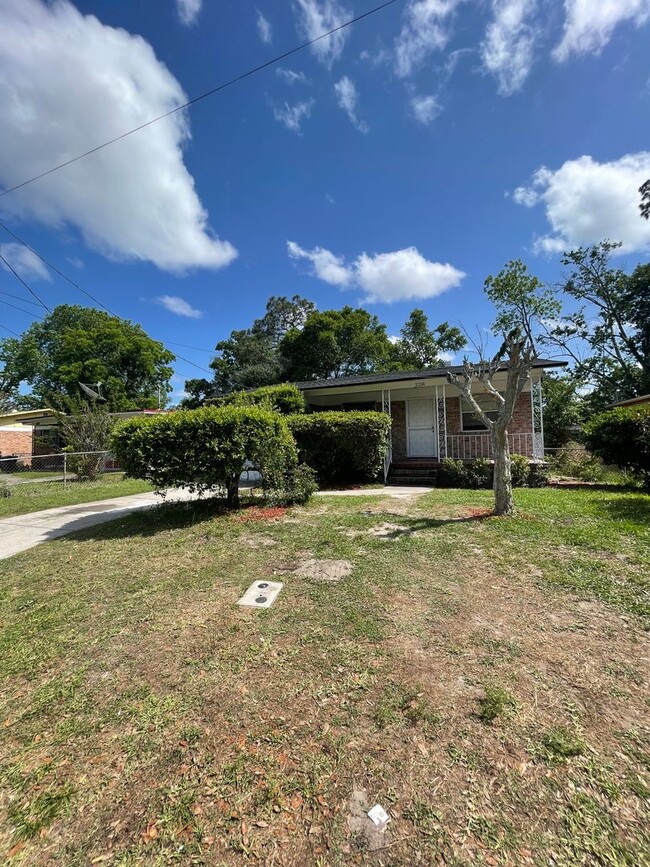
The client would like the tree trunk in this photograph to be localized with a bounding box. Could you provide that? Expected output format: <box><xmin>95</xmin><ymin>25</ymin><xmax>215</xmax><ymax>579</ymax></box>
<box><xmin>226</xmin><ymin>474</ymin><xmax>240</xmax><ymax>508</ymax></box>
<box><xmin>492</xmin><ymin>426</ymin><xmax>514</xmax><ymax>516</ymax></box>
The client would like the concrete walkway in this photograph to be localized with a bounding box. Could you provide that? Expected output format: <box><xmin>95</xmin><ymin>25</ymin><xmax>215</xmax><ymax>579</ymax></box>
<box><xmin>0</xmin><ymin>489</ymin><xmax>199</xmax><ymax>561</ymax></box>
<box><xmin>0</xmin><ymin>485</ymin><xmax>434</xmax><ymax>562</ymax></box>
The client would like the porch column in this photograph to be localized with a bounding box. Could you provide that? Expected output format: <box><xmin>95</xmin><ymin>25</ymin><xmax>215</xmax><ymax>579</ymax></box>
<box><xmin>435</xmin><ymin>384</ymin><xmax>447</xmax><ymax>460</ymax></box>
<box><xmin>531</xmin><ymin>378</ymin><xmax>544</xmax><ymax>458</ymax></box>
<box><xmin>381</xmin><ymin>389</ymin><xmax>392</xmax><ymax>482</ymax></box>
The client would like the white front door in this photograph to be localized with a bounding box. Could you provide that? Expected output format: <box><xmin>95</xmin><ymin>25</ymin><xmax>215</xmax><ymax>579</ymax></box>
<box><xmin>407</xmin><ymin>399</ymin><xmax>436</xmax><ymax>457</ymax></box>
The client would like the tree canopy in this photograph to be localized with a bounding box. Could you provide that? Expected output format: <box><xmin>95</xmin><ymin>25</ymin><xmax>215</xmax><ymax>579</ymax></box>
<box><xmin>0</xmin><ymin>305</ymin><xmax>174</xmax><ymax>412</ymax></box>
<box><xmin>546</xmin><ymin>242</ymin><xmax>650</xmax><ymax>407</ymax></box>
<box><xmin>390</xmin><ymin>310</ymin><xmax>465</xmax><ymax>370</ymax></box>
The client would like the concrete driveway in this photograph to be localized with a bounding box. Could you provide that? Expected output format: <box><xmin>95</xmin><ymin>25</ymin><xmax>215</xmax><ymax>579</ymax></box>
<box><xmin>0</xmin><ymin>489</ymin><xmax>199</xmax><ymax>561</ymax></box>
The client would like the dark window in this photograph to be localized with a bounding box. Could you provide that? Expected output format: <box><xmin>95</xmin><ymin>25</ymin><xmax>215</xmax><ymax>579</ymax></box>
<box><xmin>460</xmin><ymin>394</ymin><xmax>501</xmax><ymax>431</ymax></box>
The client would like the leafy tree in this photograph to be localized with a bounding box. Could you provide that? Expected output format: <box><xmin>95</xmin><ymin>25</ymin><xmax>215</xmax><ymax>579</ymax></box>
<box><xmin>448</xmin><ymin>260</ymin><xmax>560</xmax><ymax>516</ymax></box>
<box><xmin>0</xmin><ymin>305</ymin><xmax>174</xmax><ymax>412</ymax></box>
<box><xmin>584</xmin><ymin>405</ymin><xmax>650</xmax><ymax>488</ymax></box>
<box><xmin>640</xmin><ymin>179</ymin><xmax>650</xmax><ymax>220</ymax></box>
<box><xmin>207</xmin><ymin>295</ymin><xmax>315</xmax><ymax>396</ymax></box>
<box><xmin>542</xmin><ymin>373</ymin><xmax>584</xmax><ymax>448</ymax></box>
<box><xmin>280</xmin><ymin>306</ymin><xmax>391</xmax><ymax>381</ymax></box>
<box><xmin>547</xmin><ymin>243</ymin><xmax>650</xmax><ymax>402</ymax></box>
<box><xmin>59</xmin><ymin>402</ymin><xmax>114</xmax><ymax>480</ymax></box>
<box><xmin>390</xmin><ymin>309</ymin><xmax>465</xmax><ymax>370</ymax></box>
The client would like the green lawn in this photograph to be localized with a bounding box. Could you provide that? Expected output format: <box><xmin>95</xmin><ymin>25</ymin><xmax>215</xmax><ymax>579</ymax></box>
<box><xmin>0</xmin><ymin>474</ymin><xmax>154</xmax><ymax>519</ymax></box>
<box><xmin>0</xmin><ymin>487</ymin><xmax>648</xmax><ymax>865</ymax></box>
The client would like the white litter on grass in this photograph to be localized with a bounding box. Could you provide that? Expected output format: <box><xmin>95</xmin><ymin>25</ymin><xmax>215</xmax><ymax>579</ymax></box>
<box><xmin>237</xmin><ymin>580</ymin><xmax>283</xmax><ymax>609</ymax></box>
<box><xmin>367</xmin><ymin>804</ymin><xmax>391</xmax><ymax>828</ymax></box>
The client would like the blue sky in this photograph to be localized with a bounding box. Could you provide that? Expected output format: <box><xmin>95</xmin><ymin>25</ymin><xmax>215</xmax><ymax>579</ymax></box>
<box><xmin>0</xmin><ymin>0</ymin><xmax>649</xmax><ymax>398</ymax></box>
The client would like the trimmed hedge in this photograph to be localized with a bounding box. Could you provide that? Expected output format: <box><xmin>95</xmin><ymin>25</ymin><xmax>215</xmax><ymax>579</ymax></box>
<box><xmin>112</xmin><ymin>405</ymin><xmax>301</xmax><ymax>507</ymax></box>
<box><xmin>214</xmin><ymin>383</ymin><xmax>306</xmax><ymax>415</ymax></box>
<box><xmin>287</xmin><ymin>411</ymin><xmax>392</xmax><ymax>486</ymax></box>
<box><xmin>583</xmin><ymin>405</ymin><xmax>650</xmax><ymax>486</ymax></box>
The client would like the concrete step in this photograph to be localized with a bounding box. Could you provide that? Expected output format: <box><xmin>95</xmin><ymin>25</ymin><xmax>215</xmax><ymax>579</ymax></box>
<box><xmin>387</xmin><ymin>476</ymin><xmax>437</xmax><ymax>486</ymax></box>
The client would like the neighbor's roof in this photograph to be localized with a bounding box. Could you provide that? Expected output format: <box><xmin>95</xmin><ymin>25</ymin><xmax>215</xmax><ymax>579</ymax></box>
<box><xmin>0</xmin><ymin>408</ymin><xmax>57</xmax><ymax>427</ymax></box>
<box><xmin>295</xmin><ymin>359</ymin><xmax>567</xmax><ymax>391</ymax></box>
<box><xmin>609</xmin><ymin>393</ymin><xmax>650</xmax><ymax>408</ymax></box>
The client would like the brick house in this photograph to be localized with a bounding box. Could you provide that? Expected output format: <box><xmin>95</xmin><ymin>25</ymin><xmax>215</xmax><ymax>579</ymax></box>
<box><xmin>296</xmin><ymin>359</ymin><xmax>566</xmax><ymax>483</ymax></box>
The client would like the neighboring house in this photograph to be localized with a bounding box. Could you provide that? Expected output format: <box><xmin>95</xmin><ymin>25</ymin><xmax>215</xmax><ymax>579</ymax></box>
<box><xmin>296</xmin><ymin>359</ymin><xmax>566</xmax><ymax>483</ymax></box>
<box><xmin>0</xmin><ymin>408</ymin><xmax>166</xmax><ymax>458</ymax></box>
<box><xmin>608</xmin><ymin>394</ymin><xmax>650</xmax><ymax>409</ymax></box>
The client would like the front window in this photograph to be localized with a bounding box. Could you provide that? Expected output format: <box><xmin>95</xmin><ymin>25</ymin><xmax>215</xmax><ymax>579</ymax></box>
<box><xmin>461</xmin><ymin>393</ymin><xmax>501</xmax><ymax>431</ymax></box>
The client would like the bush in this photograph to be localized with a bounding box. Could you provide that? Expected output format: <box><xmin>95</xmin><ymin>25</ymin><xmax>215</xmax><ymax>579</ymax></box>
<box><xmin>214</xmin><ymin>384</ymin><xmax>306</xmax><ymax>415</ymax></box>
<box><xmin>286</xmin><ymin>411</ymin><xmax>392</xmax><ymax>486</ymax></box>
<box><xmin>546</xmin><ymin>441</ymin><xmax>607</xmax><ymax>482</ymax></box>
<box><xmin>583</xmin><ymin>406</ymin><xmax>650</xmax><ymax>487</ymax></box>
<box><xmin>439</xmin><ymin>454</ymin><xmax>547</xmax><ymax>489</ymax></box>
<box><xmin>264</xmin><ymin>463</ymin><xmax>318</xmax><ymax>507</ymax></box>
<box><xmin>0</xmin><ymin>479</ymin><xmax>12</xmax><ymax>499</ymax></box>
<box><xmin>112</xmin><ymin>405</ymin><xmax>302</xmax><ymax>507</ymax></box>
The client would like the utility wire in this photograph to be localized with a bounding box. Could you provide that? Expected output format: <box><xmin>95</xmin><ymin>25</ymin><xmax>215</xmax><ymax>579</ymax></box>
<box><xmin>0</xmin><ymin>287</ymin><xmax>46</xmax><ymax>309</ymax></box>
<box><xmin>0</xmin><ymin>295</ymin><xmax>45</xmax><ymax>320</ymax></box>
<box><xmin>165</xmin><ymin>341</ymin><xmax>216</xmax><ymax>354</ymax></box>
<box><xmin>0</xmin><ymin>252</ymin><xmax>51</xmax><ymax>311</ymax></box>
<box><xmin>0</xmin><ymin>0</ymin><xmax>400</xmax><ymax>199</ymax></box>
<box><xmin>0</xmin><ymin>323</ymin><xmax>20</xmax><ymax>337</ymax></box>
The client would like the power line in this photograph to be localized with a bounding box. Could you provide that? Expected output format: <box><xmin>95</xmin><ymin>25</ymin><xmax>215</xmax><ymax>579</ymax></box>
<box><xmin>0</xmin><ymin>0</ymin><xmax>400</xmax><ymax>199</ymax></box>
<box><xmin>0</xmin><ymin>252</ymin><xmax>51</xmax><ymax>311</ymax></box>
<box><xmin>0</xmin><ymin>295</ymin><xmax>45</xmax><ymax>320</ymax></box>
<box><xmin>0</xmin><ymin>287</ymin><xmax>46</xmax><ymax>309</ymax></box>
<box><xmin>165</xmin><ymin>341</ymin><xmax>216</xmax><ymax>354</ymax></box>
<box><xmin>0</xmin><ymin>323</ymin><xmax>20</xmax><ymax>337</ymax></box>
<box><xmin>0</xmin><ymin>224</ymin><xmax>213</xmax><ymax>375</ymax></box>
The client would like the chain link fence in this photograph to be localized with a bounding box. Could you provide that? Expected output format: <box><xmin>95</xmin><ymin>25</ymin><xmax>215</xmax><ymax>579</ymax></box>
<box><xmin>0</xmin><ymin>451</ymin><xmax>123</xmax><ymax>492</ymax></box>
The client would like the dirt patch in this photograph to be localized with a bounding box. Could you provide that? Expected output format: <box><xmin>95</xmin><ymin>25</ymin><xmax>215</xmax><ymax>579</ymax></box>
<box><xmin>234</xmin><ymin>506</ymin><xmax>288</xmax><ymax>523</ymax></box>
<box><xmin>347</xmin><ymin>788</ymin><xmax>392</xmax><ymax>851</ymax></box>
<box><xmin>240</xmin><ymin>534</ymin><xmax>277</xmax><ymax>549</ymax></box>
<box><xmin>369</xmin><ymin>522</ymin><xmax>414</xmax><ymax>540</ymax></box>
<box><xmin>295</xmin><ymin>559</ymin><xmax>354</xmax><ymax>582</ymax></box>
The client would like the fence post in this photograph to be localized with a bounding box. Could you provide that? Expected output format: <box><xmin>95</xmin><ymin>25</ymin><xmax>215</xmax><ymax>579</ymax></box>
<box><xmin>63</xmin><ymin>452</ymin><xmax>67</xmax><ymax>490</ymax></box>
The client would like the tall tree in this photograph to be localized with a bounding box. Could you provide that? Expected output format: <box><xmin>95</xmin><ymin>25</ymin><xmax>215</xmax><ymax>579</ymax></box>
<box><xmin>207</xmin><ymin>295</ymin><xmax>315</xmax><ymax>396</ymax></box>
<box><xmin>391</xmin><ymin>309</ymin><xmax>465</xmax><ymax>370</ymax></box>
<box><xmin>280</xmin><ymin>306</ymin><xmax>391</xmax><ymax>381</ymax></box>
<box><xmin>448</xmin><ymin>261</ymin><xmax>560</xmax><ymax>516</ymax></box>
<box><xmin>0</xmin><ymin>305</ymin><xmax>174</xmax><ymax>412</ymax></box>
<box><xmin>548</xmin><ymin>243</ymin><xmax>650</xmax><ymax>402</ymax></box>
<box><xmin>542</xmin><ymin>373</ymin><xmax>583</xmax><ymax>448</ymax></box>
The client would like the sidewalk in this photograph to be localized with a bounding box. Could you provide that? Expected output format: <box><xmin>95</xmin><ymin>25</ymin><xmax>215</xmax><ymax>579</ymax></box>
<box><xmin>0</xmin><ymin>489</ymin><xmax>198</xmax><ymax>561</ymax></box>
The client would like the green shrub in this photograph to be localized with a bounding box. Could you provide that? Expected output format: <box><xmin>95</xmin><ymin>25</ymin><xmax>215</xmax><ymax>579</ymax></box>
<box><xmin>440</xmin><ymin>455</ymin><xmax>546</xmax><ymax>489</ymax></box>
<box><xmin>214</xmin><ymin>383</ymin><xmax>306</xmax><ymax>415</ymax></box>
<box><xmin>264</xmin><ymin>463</ymin><xmax>318</xmax><ymax>507</ymax></box>
<box><xmin>510</xmin><ymin>453</ymin><xmax>530</xmax><ymax>486</ymax></box>
<box><xmin>546</xmin><ymin>441</ymin><xmax>607</xmax><ymax>482</ymax></box>
<box><xmin>112</xmin><ymin>405</ymin><xmax>301</xmax><ymax>507</ymax></box>
<box><xmin>286</xmin><ymin>411</ymin><xmax>392</xmax><ymax>486</ymax></box>
<box><xmin>0</xmin><ymin>479</ymin><xmax>12</xmax><ymax>499</ymax></box>
<box><xmin>583</xmin><ymin>406</ymin><xmax>650</xmax><ymax>487</ymax></box>
<box><xmin>476</xmin><ymin>686</ymin><xmax>517</xmax><ymax>724</ymax></box>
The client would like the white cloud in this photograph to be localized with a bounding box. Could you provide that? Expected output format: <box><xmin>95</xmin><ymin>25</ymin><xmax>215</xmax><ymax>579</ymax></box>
<box><xmin>176</xmin><ymin>0</ymin><xmax>202</xmax><ymax>26</ymax></box>
<box><xmin>0</xmin><ymin>243</ymin><xmax>51</xmax><ymax>281</ymax></box>
<box><xmin>554</xmin><ymin>0</ymin><xmax>650</xmax><ymax>61</ymax></box>
<box><xmin>276</xmin><ymin>67</ymin><xmax>309</xmax><ymax>85</ymax></box>
<box><xmin>395</xmin><ymin>0</ymin><xmax>463</xmax><ymax>78</ymax></box>
<box><xmin>333</xmin><ymin>76</ymin><xmax>368</xmax><ymax>133</ymax></box>
<box><xmin>287</xmin><ymin>241</ymin><xmax>465</xmax><ymax>303</ymax></box>
<box><xmin>287</xmin><ymin>241</ymin><xmax>352</xmax><ymax>285</ymax></box>
<box><xmin>294</xmin><ymin>0</ymin><xmax>351</xmax><ymax>68</ymax></box>
<box><xmin>410</xmin><ymin>94</ymin><xmax>441</xmax><ymax>125</ymax></box>
<box><xmin>256</xmin><ymin>10</ymin><xmax>272</xmax><ymax>44</ymax></box>
<box><xmin>272</xmin><ymin>99</ymin><xmax>315</xmax><ymax>133</ymax></box>
<box><xmin>0</xmin><ymin>0</ymin><xmax>237</xmax><ymax>273</ymax></box>
<box><xmin>512</xmin><ymin>153</ymin><xmax>650</xmax><ymax>254</ymax></box>
<box><xmin>481</xmin><ymin>0</ymin><xmax>539</xmax><ymax>96</ymax></box>
<box><xmin>155</xmin><ymin>295</ymin><xmax>203</xmax><ymax>318</ymax></box>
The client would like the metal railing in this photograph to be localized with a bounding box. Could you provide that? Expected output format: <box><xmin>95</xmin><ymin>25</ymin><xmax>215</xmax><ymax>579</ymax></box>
<box><xmin>445</xmin><ymin>433</ymin><xmax>535</xmax><ymax>461</ymax></box>
<box><xmin>0</xmin><ymin>451</ymin><xmax>122</xmax><ymax>490</ymax></box>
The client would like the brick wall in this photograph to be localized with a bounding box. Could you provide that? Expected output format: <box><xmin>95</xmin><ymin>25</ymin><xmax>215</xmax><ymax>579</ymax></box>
<box><xmin>445</xmin><ymin>391</ymin><xmax>534</xmax><ymax>458</ymax></box>
<box><xmin>0</xmin><ymin>428</ymin><xmax>33</xmax><ymax>457</ymax></box>
<box><xmin>390</xmin><ymin>401</ymin><xmax>407</xmax><ymax>459</ymax></box>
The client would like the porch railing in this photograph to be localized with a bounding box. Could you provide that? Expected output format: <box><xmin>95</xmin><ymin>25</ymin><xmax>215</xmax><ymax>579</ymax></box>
<box><xmin>445</xmin><ymin>433</ymin><xmax>535</xmax><ymax>461</ymax></box>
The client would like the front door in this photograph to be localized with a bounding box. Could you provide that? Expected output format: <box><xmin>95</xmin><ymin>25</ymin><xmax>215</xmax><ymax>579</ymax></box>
<box><xmin>407</xmin><ymin>399</ymin><xmax>436</xmax><ymax>457</ymax></box>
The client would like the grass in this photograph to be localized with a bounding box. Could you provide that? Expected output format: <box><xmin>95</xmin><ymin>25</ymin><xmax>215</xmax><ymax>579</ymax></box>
<box><xmin>0</xmin><ymin>474</ymin><xmax>154</xmax><ymax>518</ymax></box>
<box><xmin>0</xmin><ymin>486</ymin><xmax>648</xmax><ymax>865</ymax></box>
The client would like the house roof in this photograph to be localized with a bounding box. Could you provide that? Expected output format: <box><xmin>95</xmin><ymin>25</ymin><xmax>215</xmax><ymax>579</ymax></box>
<box><xmin>0</xmin><ymin>408</ymin><xmax>58</xmax><ymax>428</ymax></box>
<box><xmin>295</xmin><ymin>359</ymin><xmax>567</xmax><ymax>392</ymax></box>
<box><xmin>609</xmin><ymin>393</ymin><xmax>650</xmax><ymax>408</ymax></box>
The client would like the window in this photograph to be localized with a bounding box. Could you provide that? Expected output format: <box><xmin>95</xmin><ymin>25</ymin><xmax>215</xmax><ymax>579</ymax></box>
<box><xmin>460</xmin><ymin>393</ymin><xmax>501</xmax><ymax>431</ymax></box>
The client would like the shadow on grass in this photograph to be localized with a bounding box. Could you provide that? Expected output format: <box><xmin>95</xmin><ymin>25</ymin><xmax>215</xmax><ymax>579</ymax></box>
<box><xmin>47</xmin><ymin>495</ymin><xmax>253</xmax><ymax>545</ymax></box>
<box><xmin>593</xmin><ymin>494</ymin><xmax>650</xmax><ymax>525</ymax></box>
